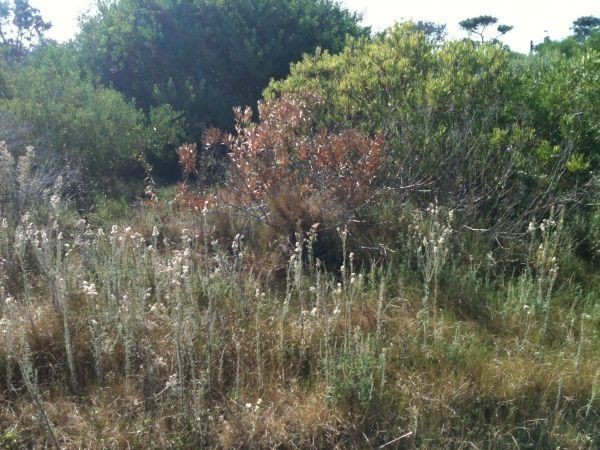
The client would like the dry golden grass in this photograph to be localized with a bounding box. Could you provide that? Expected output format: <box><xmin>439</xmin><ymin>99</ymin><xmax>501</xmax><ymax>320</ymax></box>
<box><xmin>0</xmin><ymin>199</ymin><xmax>598</xmax><ymax>449</ymax></box>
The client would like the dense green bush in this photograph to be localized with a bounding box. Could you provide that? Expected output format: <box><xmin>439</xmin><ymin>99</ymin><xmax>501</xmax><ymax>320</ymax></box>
<box><xmin>0</xmin><ymin>45</ymin><xmax>185</xmax><ymax>193</ymax></box>
<box><xmin>266</xmin><ymin>24</ymin><xmax>599</xmax><ymax>240</ymax></box>
<box><xmin>76</xmin><ymin>0</ymin><xmax>368</xmax><ymax>142</ymax></box>
<box><xmin>525</xmin><ymin>48</ymin><xmax>599</xmax><ymax>173</ymax></box>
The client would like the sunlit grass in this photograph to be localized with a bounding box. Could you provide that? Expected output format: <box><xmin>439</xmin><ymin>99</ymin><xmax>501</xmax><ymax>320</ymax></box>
<box><xmin>0</xmin><ymin>191</ymin><xmax>598</xmax><ymax>448</ymax></box>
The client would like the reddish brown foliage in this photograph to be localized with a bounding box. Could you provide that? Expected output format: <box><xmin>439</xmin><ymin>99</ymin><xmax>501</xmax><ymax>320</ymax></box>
<box><xmin>174</xmin><ymin>182</ymin><xmax>217</xmax><ymax>212</ymax></box>
<box><xmin>177</xmin><ymin>94</ymin><xmax>384</xmax><ymax>231</ymax></box>
<box><xmin>221</xmin><ymin>95</ymin><xmax>381</xmax><ymax>218</ymax></box>
<box><xmin>177</xmin><ymin>143</ymin><xmax>198</xmax><ymax>178</ymax></box>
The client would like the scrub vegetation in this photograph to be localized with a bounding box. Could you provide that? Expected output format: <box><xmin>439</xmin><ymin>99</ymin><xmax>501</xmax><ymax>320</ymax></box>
<box><xmin>0</xmin><ymin>1</ymin><xmax>598</xmax><ymax>448</ymax></box>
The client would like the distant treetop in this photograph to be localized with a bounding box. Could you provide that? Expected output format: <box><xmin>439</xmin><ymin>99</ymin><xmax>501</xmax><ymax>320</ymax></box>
<box><xmin>459</xmin><ymin>15</ymin><xmax>513</xmax><ymax>43</ymax></box>
<box><xmin>572</xmin><ymin>16</ymin><xmax>600</xmax><ymax>40</ymax></box>
<box><xmin>0</xmin><ymin>0</ymin><xmax>51</xmax><ymax>62</ymax></box>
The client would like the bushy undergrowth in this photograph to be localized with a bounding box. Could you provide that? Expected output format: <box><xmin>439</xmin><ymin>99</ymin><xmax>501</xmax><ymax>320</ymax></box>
<box><xmin>266</xmin><ymin>24</ymin><xmax>599</xmax><ymax>244</ymax></box>
<box><xmin>0</xmin><ymin>183</ymin><xmax>598</xmax><ymax>449</ymax></box>
<box><xmin>0</xmin><ymin>19</ymin><xmax>598</xmax><ymax>450</ymax></box>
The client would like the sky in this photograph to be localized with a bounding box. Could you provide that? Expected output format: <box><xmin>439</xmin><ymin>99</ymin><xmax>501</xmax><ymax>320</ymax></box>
<box><xmin>31</xmin><ymin>0</ymin><xmax>599</xmax><ymax>53</ymax></box>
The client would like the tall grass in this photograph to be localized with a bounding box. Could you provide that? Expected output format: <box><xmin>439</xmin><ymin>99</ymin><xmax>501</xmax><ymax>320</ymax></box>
<box><xmin>0</xmin><ymin>145</ymin><xmax>598</xmax><ymax>447</ymax></box>
<box><xmin>0</xmin><ymin>193</ymin><xmax>597</xmax><ymax>448</ymax></box>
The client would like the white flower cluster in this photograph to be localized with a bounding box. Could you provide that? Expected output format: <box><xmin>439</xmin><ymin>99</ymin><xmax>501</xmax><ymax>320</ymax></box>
<box><xmin>82</xmin><ymin>280</ymin><xmax>98</xmax><ymax>297</ymax></box>
<box><xmin>245</xmin><ymin>398</ymin><xmax>262</xmax><ymax>413</ymax></box>
<box><xmin>162</xmin><ymin>248</ymin><xmax>192</xmax><ymax>287</ymax></box>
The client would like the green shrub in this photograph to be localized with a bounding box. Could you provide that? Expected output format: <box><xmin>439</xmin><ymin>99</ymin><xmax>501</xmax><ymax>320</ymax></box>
<box><xmin>266</xmin><ymin>23</ymin><xmax>598</xmax><ymax>245</ymax></box>
<box><xmin>0</xmin><ymin>45</ymin><xmax>185</xmax><ymax>194</ymax></box>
